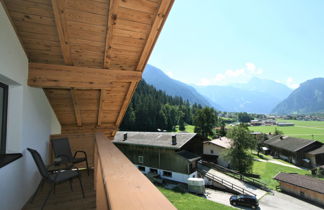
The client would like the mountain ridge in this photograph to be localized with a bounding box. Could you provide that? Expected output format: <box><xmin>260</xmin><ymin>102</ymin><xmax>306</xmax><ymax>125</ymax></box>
<box><xmin>143</xmin><ymin>64</ymin><xmax>223</xmax><ymax>110</ymax></box>
<box><xmin>272</xmin><ymin>78</ymin><xmax>324</xmax><ymax>114</ymax></box>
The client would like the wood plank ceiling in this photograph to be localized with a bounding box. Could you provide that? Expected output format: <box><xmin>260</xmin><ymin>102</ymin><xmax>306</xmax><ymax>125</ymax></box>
<box><xmin>3</xmin><ymin>0</ymin><xmax>174</xmax><ymax>137</ymax></box>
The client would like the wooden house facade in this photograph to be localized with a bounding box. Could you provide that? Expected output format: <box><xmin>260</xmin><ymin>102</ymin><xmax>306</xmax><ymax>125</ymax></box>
<box><xmin>113</xmin><ymin>132</ymin><xmax>206</xmax><ymax>183</ymax></box>
<box><xmin>264</xmin><ymin>135</ymin><xmax>323</xmax><ymax>167</ymax></box>
<box><xmin>274</xmin><ymin>173</ymin><xmax>324</xmax><ymax>207</ymax></box>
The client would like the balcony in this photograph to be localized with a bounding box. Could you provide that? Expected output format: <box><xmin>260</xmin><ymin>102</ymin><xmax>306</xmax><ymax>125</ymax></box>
<box><xmin>23</xmin><ymin>133</ymin><xmax>175</xmax><ymax>210</ymax></box>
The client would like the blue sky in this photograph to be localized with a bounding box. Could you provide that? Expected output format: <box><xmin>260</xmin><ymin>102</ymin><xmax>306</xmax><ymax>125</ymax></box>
<box><xmin>148</xmin><ymin>0</ymin><xmax>324</xmax><ymax>89</ymax></box>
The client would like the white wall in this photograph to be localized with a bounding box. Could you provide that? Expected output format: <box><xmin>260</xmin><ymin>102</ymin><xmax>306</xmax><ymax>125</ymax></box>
<box><xmin>136</xmin><ymin>165</ymin><xmax>197</xmax><ymax>184</ymax></box>
<box><xmin>203</xmin><ymin>143</ymin><xmax>230</xmax><ymax>167</ymax></box>
<box><xmin>0</xmin><ymin>4</ymin><xmax>61</xmax><ymax>210</ymax></box>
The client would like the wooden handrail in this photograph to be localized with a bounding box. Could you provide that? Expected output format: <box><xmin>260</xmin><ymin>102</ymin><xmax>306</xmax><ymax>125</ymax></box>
<box><xmin>199</xmin><ymin>169</ymin><xmax>256</xmax><ymax>197</ymax></box>
<box><xmin>94</xmin><ymin>132</ymin><xmax>176</xmax><ymax>210</ymax></box>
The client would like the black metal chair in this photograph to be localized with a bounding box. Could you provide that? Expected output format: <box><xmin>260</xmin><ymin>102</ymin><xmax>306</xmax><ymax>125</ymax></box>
<box><xmin>51</xmin><ymin>137</ymin><xmax>90</xmax><ymax>175</ymax></box>
<box><xmin>27</xmin><ymin>148</ymin><xmax>85</xmax><ymax>210</ymax></box>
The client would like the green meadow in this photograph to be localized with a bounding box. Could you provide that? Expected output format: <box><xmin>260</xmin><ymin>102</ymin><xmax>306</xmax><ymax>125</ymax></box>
<box><xmin>249</xmin><ymin>120</ymin><xmax>324</xmax><ymax>143</ymax></box>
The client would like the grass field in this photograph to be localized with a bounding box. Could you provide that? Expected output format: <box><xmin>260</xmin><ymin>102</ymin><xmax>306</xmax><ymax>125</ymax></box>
<box><xmin>158</xmin><ymin>187</ymin><xmax>235</xmax><ymax>210</ymax></box>
<box><xmin>249</xmin><ymin>120</ymin><xmax>324</xmax><ymax>143</ymax></box>
<box><xmin>175</xmin><ymin>125</ymin><xmax>195</xmax><ymax>133</ymax></box>
<box><xmin>252</xmin><ymin>161</ymin><xmax>311</xmax><ymax>190</ymax></box>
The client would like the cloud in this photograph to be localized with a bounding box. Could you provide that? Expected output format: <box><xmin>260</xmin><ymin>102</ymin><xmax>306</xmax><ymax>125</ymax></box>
<box><xmin>286</xmin><ymin>77</ymin><xmax>300</xmax><ymax>89</ymax></box>
<box><xmin>196</xmin><ymin>62</ymin><xmax>263</xmax><ymax>86</ymax></box>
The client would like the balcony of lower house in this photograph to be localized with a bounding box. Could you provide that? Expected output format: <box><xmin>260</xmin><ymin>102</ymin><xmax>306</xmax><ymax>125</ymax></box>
<box><xmin>23</xmin><ymin>133</ymin><xmax>175</xmax><ymax>210</ymax></box>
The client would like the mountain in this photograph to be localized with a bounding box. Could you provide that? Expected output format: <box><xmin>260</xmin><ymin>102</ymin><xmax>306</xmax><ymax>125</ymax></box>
<box><xmin>272</xmin><ymin>78</ymin><xmax>324</xmax><ymax>114</ymax></box>
<box><xmin>143</xmin><ymin>65</ymin><xmax>222</xmax><ymax>110</ymax></box>
<box><xmin>194</xmin><ymin>78</ymin><xmax>292</xmax><ymax>114</ymax></box>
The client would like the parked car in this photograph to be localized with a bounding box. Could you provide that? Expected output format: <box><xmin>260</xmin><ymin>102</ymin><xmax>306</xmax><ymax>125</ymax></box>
<box><xmin>230</xmin><ymin>194</ymin><xmax>259</xmax><ymax>209</ymax></box>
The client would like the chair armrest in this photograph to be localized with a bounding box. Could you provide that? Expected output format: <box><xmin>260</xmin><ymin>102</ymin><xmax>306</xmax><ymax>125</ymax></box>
<box><xmin>73</xmin><ymin>151</ymin><xmax>87</xmax><ymax>159</ymax></box>
<box><xmin>56</xmin><ymin>154</ymin><xmax>72</xmax><ymax>162</ymax></box>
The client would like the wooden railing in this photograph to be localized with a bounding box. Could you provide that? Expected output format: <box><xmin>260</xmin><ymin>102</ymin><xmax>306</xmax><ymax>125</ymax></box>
<box><xmin>94</xmin><ymin>133</ymin><xmax>176</xmax><ymax>210</ymax></box>
<box><xmin>198</xmin><ymin>169</ymin><xmax>256</xmax><ymax>197</ymax></box>
<box><xmin>199</xmin><ymin>160</ymin><xmax>271</xmax><ymax>192</ymax></box>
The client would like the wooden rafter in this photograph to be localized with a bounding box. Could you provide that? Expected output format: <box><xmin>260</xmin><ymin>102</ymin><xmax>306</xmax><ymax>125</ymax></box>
<box><xmin>103</xmin><ymin>0</ymin><xmax>119</xmax><ymax>68</ymax></box>
<box><xmin>28</xmin><ymin>63</ymin><xmax>142</xmax><ymax>89</ymax></box>
<box><xmin>112</xmin><ymin>81</ymin><xmax>137</xmax><ymax>136</ymax></box>
<box><xmin>97</xmin><ymin>89</ymin><xmax>106</xmax><ymax>126</ymax></box>
<box><xmin>61</xmin><ymin>124</ymin><xmax>116</xmax><ymax>135</ymax></box>
<box><xmin>136</xmin><ymin>0</ymin><xmax>174</xmax><ymax>72</ymax></box>
<box><xmin>70</xmin><ymin>89</ymin><xmax>82</xmax><ymax>126</ymax></box>
<box><xmin>51</xmin><ymin>0</ymin><xmax>73</xmax><ymax>65</ymax></box>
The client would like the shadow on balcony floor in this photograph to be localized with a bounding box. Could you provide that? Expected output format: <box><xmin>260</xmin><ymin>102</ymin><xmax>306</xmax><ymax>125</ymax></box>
<box><xmin>23</xmin><ymin>170</ymin><xmax>95</xmax><ymax>210</ymax></box>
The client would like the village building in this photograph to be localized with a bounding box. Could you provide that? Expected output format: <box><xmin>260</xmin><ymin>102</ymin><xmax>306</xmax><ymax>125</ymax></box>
<box><xmin>274</xmin><ymin>172</ymin><xmax>324</xmax><ymax>207</ymax></box>
<box><xmin>263</xmin><ymin>136</ymin><xmax>324</xmax><ymax>167</ymax></box>
<box><xmin>306</xmin><ymin>145</ymin><xmax>324</xmax><ymax>168</ymax></box>
<box><xmin>202</xmin><ymin>137</ymin><xmax>232</xmax><ymax>168</ymax></box>
<box><xmin>250</xmin><ymin>120</ymin><xmax>262</xmax><ymax>126</ymax></box>
<box><xmin>113</xmin><ymin>132</ymin><xmax>206</xmax><ymax>183</ymax></box>
<box><xmin>277</xmin><ymin>122</ymin><xmax>295</xmax><ymax>126</ymax></box>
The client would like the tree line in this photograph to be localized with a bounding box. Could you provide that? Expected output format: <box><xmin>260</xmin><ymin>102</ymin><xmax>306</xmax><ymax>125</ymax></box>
<box><xmin>120</xmin><ymin>80</ymin><xmax>219</xmax><ymax>136</ymax></box>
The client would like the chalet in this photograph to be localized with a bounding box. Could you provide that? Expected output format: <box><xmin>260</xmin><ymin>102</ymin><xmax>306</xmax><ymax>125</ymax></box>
<box><xmin>113</xmin><ymin>132</ymin><xmax>206</xmax><ymax>183</ymax></box>
<box><xmin>0</xmin><ymin>1</ymin><xmax>176</xmax><ymax>210</ymax></box>
<box><xmin>264</xmin><ymin>136</ymin><xmax>323</xmax><ymax>167</ymax></box>
<box><xmin>203</xmin><ymin>137</ymin><xmax>232</xmax><ymax>167</ymax></box>
<box><xmin>274</xmin><ymin>173</ymin><xmax>324</xmax><ymax>207</ymax></box>
<box><xmin>306</xmin><ymin>145</ymin><xmax>324</xmax><ymax>168</ymax></box>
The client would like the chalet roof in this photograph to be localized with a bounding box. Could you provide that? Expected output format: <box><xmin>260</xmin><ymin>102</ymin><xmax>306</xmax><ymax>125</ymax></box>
<box><xmin>177</xmin><ymin>150</ymin><xmax>201</xmax><ymax>162</ymax></box>
<box><xmin>307</xmin><ymin>145</ymin><xmax>324</xmax><ymax>155</ymax></box>
<box><xmin>274</xmin><ymin>172</ymin><xmax>324</xmax><ymax>194</ymax></box>
<box><xmin>204</xmin><ymin>137</ymin><xmax>233</xmax><ymax>149</ymax></box>
<box><xmin>113</xmin><ymin>132</ymin><xmax>197</xmax><ymax>149</ymax></box>
<box><xmin>264</xmin><ymin>135</ymin><xmax>316</xmax><ymax>152</ymax></box>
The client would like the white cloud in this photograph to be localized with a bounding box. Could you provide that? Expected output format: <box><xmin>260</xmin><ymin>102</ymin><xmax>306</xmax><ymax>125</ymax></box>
<box><xmin>286</xmin><ymin>77</ymin><xmax>300</xmax><ymax>89</ymax></box>
<box><xmin>196</xmin><ymin>62</ymin><xmax>263</xmax><ymax>86</ymax></box>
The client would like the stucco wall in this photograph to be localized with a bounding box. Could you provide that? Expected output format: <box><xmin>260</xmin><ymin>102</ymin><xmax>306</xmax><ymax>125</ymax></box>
<box><xmin>203</xmin><ymin>143</ymin><xmax>230</xmax><ymax>167</ymax></box>
<box><xmin>0</xmin><ymin>4</ymin><xmax>60</xmax><ymax>210</ymax></box>
<box><xmin>136</xmin><ymin>164</ymin><xmax>197</xmax><ymax>183</ymax></box>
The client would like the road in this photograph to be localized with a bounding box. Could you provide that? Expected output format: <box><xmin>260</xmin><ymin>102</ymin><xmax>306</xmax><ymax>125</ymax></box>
<box><xmin>206</xmin><ymin>188</ymin><xmax>322</xmax><ymax>210</ymax></box>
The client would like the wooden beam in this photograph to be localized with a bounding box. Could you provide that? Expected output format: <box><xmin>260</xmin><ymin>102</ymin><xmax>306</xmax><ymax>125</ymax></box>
<box><xmin>112</xmin><ymin>81</ymin><xmax>137</xmax><ymax>136</ymax></box>
<box><xmin>70</xmin><ymin>89</ymin><xmax>82</xmax><ymax>126</ymax></box>
<box><xmin>103</xmin><ymin>0</ymin><xmax>119</xmax><ymax>68</ymax></box>
<box><xmin>61</xmin><ymin>124</ymin><xmax>116</xmax><ymax>135</ymax></box>
<box><xmin>97</xmin><ymin>89</ymin><xmax>106</xmax><ymax>126</ymax></box>
<box><xmin>28</xmin><ymin>63</ymin><xmax>142</xmax><ymax>89</ymax></box>
<box><xmin>136</xmin><ymin>0</ymin><xmax>174</xmax><ymax>72</ymax></box>
<box><xmin>51</xmin><ymin>0</ymin><xmax>73</xmax><ymax>65</ymax></box>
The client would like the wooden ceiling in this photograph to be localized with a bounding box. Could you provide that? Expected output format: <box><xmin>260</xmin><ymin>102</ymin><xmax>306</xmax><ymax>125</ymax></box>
<box><xmin>3</xmin><ymin>0</ymin><xmax>174</xmax><ymax>137</ymax></box>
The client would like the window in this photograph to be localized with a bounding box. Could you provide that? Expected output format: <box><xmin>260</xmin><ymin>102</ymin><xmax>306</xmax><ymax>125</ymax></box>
<box><xmin>0</xmin><ymin>82</ymin><xmax>8</xmax><ymax>155</ymax></box>
<box><xmin>210</xmin><ymin>149</ymin><xmax>214</xmax><ymax>154</ymax></box>
<box><xmin>163</xmin><ymin>171</ymin><xmax>172</xmax><ymax>177</ymax></box>
<box><xmin>150</xmin><ymin>168</ymin><xmax>158</xmax><ymax>174</ymax></box>
<box><xmin>138</xmin><ymin>155</ymin><xmax>144</xmax><ymax>163</ymax></box>
<box><xmin>0</xmin><ymin>82</ymin><xmax>22</xmax><ymax>168</ymax></box>
<box><xmin>138</xmin><ymin>166</ymin><xmax>145</xmax><ymax>172</ymax></box>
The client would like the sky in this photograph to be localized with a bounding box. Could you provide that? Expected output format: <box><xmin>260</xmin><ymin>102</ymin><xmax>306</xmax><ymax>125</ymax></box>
<box><xmin>148</xmin><ymin>0</ymin><xmax>324</xmax><ymax>89</ymax></box>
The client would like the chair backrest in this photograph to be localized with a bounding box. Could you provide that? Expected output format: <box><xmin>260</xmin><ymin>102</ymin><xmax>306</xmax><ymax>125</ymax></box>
<box><xmin>51</xmin><ymin>138</ymin><xmax>73</xmax><ymax>161</ymax></box>
<box><xmin>27</xmin><ymin>148</ymin><xmax>49</xmax><ymax>178</ymax></box>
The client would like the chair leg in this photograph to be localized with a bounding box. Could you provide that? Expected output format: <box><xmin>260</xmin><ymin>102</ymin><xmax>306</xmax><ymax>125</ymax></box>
<box><xmin>53</xmin><ymin>183</ymin><xmax>56</xmax><ymax>194</ymax></box>
<box><xmin>41</xmin><ymin>184</ymin><xmax>54</xmax><ymax>210</ymax></box>
<box><xmin>31</xmin><ymin>179</ymin><xmax>43</xmax><ymax>203</ymax></box>
<box><xmin>69</xmin><ymin>179</ymin><xmax>73</xmax><ymax>192</ymax></box>
<box><xmin>85</xmin><ymin>159</ymin><xmax>90</xmax><ymax>176</ymax></box>
<box><xmin>77</xmin><ymin>176</ymin><xmax>85</xmax><ymax>198</ymax></box>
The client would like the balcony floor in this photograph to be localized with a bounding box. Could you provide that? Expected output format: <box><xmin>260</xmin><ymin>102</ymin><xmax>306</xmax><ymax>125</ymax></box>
<box><xmin>23</xmin><ymin>170</ymin><xmax>95</xmax><ymax>210</ymax></box>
